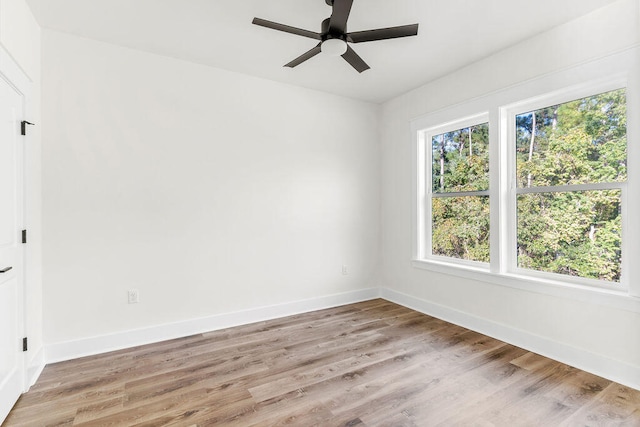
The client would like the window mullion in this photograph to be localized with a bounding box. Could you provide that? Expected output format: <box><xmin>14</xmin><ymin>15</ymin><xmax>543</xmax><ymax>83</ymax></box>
<box><xmin>498</xmin><ymin>107</ymin><xmax>516</xmax><ymax>275</ymax></box>
<box><xmin>490</xmin><ymin>110</ymin><xmax>504</xmax><ymax>274</ymax></box>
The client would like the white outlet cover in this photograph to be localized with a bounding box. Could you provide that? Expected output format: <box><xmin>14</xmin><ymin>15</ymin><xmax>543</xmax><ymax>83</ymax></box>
<box><xmin>128</xmin><ymin>289</ymin><xmax>139</xmax><ymax>304</ymax></box>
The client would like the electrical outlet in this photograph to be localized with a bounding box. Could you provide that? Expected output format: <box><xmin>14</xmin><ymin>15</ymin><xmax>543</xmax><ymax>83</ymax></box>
<box><xmin>342</xmin><ymin>265</ymin><xmax>348</xmax><ymax>275</ymax></box>
<box><xmin>127</xmin><ymin>289</ymin><xmax>139</xmax><ymax>304</ymax></box>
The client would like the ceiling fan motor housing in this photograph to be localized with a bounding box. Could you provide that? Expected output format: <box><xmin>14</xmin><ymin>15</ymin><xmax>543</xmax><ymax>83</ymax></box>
<box><xmin>321</xmin><ymin>17</ymin><xmax>346</xmax><ymax>42</ymax></box>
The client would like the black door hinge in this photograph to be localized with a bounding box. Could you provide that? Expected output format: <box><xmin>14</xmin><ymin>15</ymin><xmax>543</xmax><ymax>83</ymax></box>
<box><xmin>21</xmin><ymin>121</ymin><xmax>35</xmax><ymax>136</ymax></box>
<box><xmin>23</xmin><ymin>337</ymin><xmax>28</xmax><ymax>352</ymax></box>
<box><xmin>22</xmin><ymin>229</ymin><xmax>27</xmax><ymax>244</ymax></box>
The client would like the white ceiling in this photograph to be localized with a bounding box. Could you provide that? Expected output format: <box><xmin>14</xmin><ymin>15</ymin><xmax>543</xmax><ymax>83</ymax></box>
<box><xmin>26</xmin><ymin>0</ymin><xmax>619</xmax><ymax>103</ymax></box>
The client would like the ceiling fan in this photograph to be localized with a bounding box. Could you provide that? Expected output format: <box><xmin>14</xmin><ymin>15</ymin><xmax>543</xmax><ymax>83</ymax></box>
<box><xmin>252</xmin><ymin>0</ymin><xmax>419</xmax><ymax>73</ymax></box>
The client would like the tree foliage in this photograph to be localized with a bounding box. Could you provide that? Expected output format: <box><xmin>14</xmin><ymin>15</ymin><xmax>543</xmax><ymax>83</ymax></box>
<box><xmin>431</xmin><ymin>123</ymin><xmax>490</xmax><ymax>262</ymax></box>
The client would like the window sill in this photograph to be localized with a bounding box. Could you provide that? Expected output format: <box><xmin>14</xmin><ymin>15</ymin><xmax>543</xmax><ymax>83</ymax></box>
<box><xmin>411</xmin><ymin>259</ymin><xmax>640</xmax><ymax>313</ymax></box>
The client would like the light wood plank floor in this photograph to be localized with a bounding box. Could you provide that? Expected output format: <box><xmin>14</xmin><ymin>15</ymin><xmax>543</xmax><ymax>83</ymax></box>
<box><xmin>5</xmin><ymin>299</ymin><xmax>640</xmax><ymax>426</ymax></box>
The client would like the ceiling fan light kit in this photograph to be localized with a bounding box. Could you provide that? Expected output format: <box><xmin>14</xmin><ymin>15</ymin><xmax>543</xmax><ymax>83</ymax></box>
<box><xmin>321</xmin><ymin>38</ymin><xmax>348</xmax><ymax>56</ymax></box>
<box><xmin>252</xmin><ymin>0</ymin><xmax>419</xmax><ymax>73</ymax></box>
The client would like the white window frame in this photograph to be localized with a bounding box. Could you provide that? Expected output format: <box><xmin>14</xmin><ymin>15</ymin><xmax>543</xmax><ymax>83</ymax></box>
<box><xmin>411</xmin><ymin>48</ymin><xmax>640</xmax><ymax>309</ymax></box>
<box><xmin>502</xmin><ymin>78</ymin><xmax>628</xmax><ymax>290</ymax></box>
<box><xmin>416</xmin><ymin>113</ymin><xmax>490</xmax><ymax>269</ymax></box>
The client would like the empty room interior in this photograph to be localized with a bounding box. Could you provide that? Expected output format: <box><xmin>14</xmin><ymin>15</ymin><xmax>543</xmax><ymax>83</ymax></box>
<box><xmin>1</xmin><ymin>0</ymin><xmax>640</xmax><ymax>425</ymax></box>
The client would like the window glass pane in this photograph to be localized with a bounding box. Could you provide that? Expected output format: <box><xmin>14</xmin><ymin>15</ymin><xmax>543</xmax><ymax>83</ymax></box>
<box><xmin>516</xmin><ymin>89</ymin><xmax>626</xmax><ymax>188</ymax></box>
<box><xmin>517</xmin><ymin>190</ymin><xmax>621</xmax><ymax>282</ymax></box>
<box><xmin>432</xmin><ymin>123</ymin><xmax>489</xmax><ymax>193</ymax></box>
<box><xmin>432</xmin><ymin>196</ymin><xmax>489</xmax><ymax>262</ymax></box>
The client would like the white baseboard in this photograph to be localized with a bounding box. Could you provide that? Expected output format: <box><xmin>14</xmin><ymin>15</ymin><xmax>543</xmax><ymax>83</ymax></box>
<box><xmin>45</xmin><ymin>287</ymin><xmax>381</xmax><ymax>364</ymax></box>
<box><xmin>25</xmin><ymin>346</ymin><xmax>45</xmax><ymax>389</ymax></box>
<box><xmin>380</xmin><ymin>287</ymin><xmax>640</xmax><ymax>391</ymax></box>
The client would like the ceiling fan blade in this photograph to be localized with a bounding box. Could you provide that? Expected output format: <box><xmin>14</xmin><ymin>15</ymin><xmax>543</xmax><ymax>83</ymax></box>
<box><xmin>347</xmin><ymin>23</ymin><xmax>419</xmax><ymax>43</ymax></box>
<box><xmin>252</xmin><ymin>18</ymin><xmax>322</xmax><ymax>40</ymax></box>
<box><xmin>341</xmin><ymin>45</ymin><xmax>370</xmax><ymax>73</ymax></box>
<box><xmin>329</xmin><ymin>0</ymin><xmax>354</xmax><ymax>34</ymax></box>
<box><xmin>284</xmin><ymin>43</ymin><xmax>322</xmax><ymax>68</ymax></box>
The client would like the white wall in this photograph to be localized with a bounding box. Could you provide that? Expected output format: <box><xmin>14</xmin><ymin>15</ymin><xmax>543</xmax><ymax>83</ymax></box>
<box><xmin>380</xmin><ymin>0</ymin><xmax>640</xmax><ymax>388</ymax></box>
<box><xmin>41</xmin><ymin>30</ymin><xmax>381</xmax><ymax>356</ymax></box>
<box><xmin>0</xmin><ymin>0</ymin><xmax>43</xmax><ymax>384</ymax></box>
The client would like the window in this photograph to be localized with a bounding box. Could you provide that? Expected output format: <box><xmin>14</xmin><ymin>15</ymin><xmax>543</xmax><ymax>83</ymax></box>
<box><xmin>413</xmin><ymin>79</ymin><xmax>630</xmax><ymax>291</ymax></box>
<box><xmin>512</xmin><ymin>89</ymin><xmax>626</xmax><ymax>284</ymax></box>
<box><xmin>418</xmin><ymin>114</ymin><xmax>490</xmax><ymax>266</ymax></box>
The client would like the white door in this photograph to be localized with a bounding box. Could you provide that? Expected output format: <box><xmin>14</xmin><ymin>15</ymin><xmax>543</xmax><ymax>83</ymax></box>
<box><xmin>0</xmin><ymin>72</ymin><xmax>25</xmax><ymax>423</ymax></box>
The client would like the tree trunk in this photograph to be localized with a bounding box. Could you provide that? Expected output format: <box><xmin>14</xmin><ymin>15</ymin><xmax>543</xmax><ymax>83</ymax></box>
<box><xmin>527</xmin><ymin>112</ymin><xmax>536</xmax><ymax>188</ymax></box>
<box><xmin>440</xmin><ymin>138</ymin><xmax>445</xmax><ymax>191</ymax></box>
<box><xmin>468</xmin><ymin>127</ymin><xmax>473</xmax><ymax>157</ymax></box>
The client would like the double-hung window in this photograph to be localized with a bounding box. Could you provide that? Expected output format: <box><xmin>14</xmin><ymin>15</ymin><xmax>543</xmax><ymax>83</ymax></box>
<box><xmin>414</xmin><ymin>78</ymin><xmax>629</xmax><ymax>291</ymax></box>
<box><xmin>419</xmin><ymin>115</ymin><xmax>490</xmax><ymax>266</ymax></box>
<box><xmin>509</xmin><ymin>88</ymin><xmax>626</xmax><ymax>285</ymax></box>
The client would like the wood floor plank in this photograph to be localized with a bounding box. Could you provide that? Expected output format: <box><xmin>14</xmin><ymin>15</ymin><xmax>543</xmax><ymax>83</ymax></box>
<box><xmin>558</xmin><ymin>382</ymin><xmax>640</xmax><ymax>426</ymax></box>
<box><xmin>353</xmin><ymin>345</ymin><xmax>529</xmax><ymax>425</ymax></box>
<box><xmin>4</xmin><ymin>299</ymin><xmax>640</xmax><ymax>426</ymax></box>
